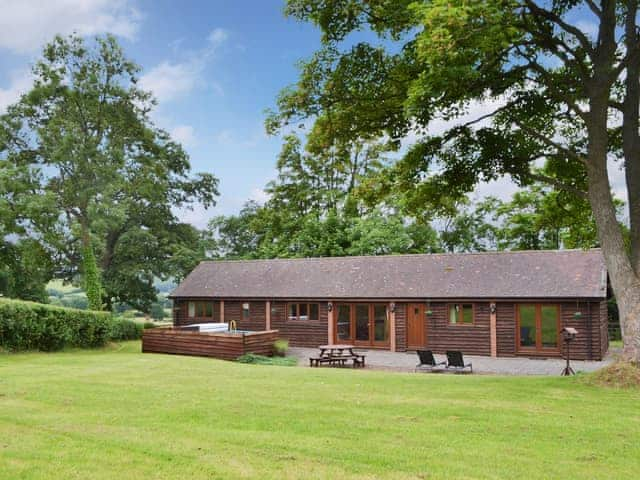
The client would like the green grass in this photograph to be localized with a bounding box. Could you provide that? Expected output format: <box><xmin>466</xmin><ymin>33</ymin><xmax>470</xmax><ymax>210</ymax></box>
<box><xmin>610</xmin><ymin>339</ymin><xmax>623</xmax><ymax>349</ymax></box>
<box><xmin>0</xmin><ymin>343</ymin><xmax>638</xmax><ymax>480</ymax></box>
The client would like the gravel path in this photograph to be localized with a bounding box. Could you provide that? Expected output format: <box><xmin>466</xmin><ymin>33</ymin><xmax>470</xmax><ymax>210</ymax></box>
<box><xmin>289</xmin><ymin>347</ymin><xmax>616</xmax><ymax>375</ymax></box>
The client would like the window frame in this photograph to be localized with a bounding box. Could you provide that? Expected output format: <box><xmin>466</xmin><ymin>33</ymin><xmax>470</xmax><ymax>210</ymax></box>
<box><xmin>242</xmin><ymin>302</ymin><xmax>250</xmax><ymax>320</ymax></box>
<box><xmin>287</xmin><ymin>302</ymin><xmax>320</xmax><ymax>322</ymax></box>
<box><xmin>516</xmin><ymin>303</ymin><xmax>561</xmax><ymax>353</ymax></box>
<box><xmin>187</xmin><ymin>301</ymin><xmax>217</xmax><ymax>319</ymax></box>
<box><xmin>447</xmin><ymin>303</ymin><xmax>475</xmax><ymax>326</ymax></box>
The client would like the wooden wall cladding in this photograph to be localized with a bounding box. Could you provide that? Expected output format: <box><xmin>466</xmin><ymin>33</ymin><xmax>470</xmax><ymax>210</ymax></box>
<box><xmin>227</xmin><ymin>301</ymin><xmax>267</xmax><ymax>331</ymax></box>
<box><xmin>395</xmin><ymin>303</ymin><xmax>407</xmax><ymax>352</ymax></box>
<box><xmin>496</xmin><ymin>303</ymin><xmax>517</xmax><ymax>357</ymax></box>
<box><xmin>172</xmin><ymin>300</ymin><xmax>220</xmax><ymax>326</ymax></box>
<box><xmin>270</xmin><ymin>301</ymin><xmax>328</xmax><ymax>348</ymax></box>
<box><xmin>425</xmin><ymin>302</ymin><xmax>492</xmax><ymax>356</ymax></box>
<box><xmin>142</xmin><ymin>328</ymin><xmax>279</xmax><ymax>360</ymax></box>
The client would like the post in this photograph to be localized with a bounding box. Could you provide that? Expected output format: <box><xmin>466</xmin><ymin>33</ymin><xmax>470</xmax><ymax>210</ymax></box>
<box><xmin>265</xmin><ymin>300</ymin><xmax>271</xmax><ymax>330</ymax></box>
<box><xmin>490</xmin><ymin>302</ymin><xmax>497</xmax><ymax>357</ymax></box>
<box><xmin>389</xmin><ymin>303</ymin><xmax>396</xmax><ymax>352</ymax></box>
<box><xmin>220</xmin><ymin>300</ymin><xmax>225</xmax><ymax>323</ymax></box>
<box><xmin>327</xmin><ymin>301</ymin><xmax>335</xmax><ymax>345</ymax></box>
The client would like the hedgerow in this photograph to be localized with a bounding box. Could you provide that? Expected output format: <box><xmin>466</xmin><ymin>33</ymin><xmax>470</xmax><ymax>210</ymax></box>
<box><xmin>0</xmin><ymin>298</ymin><xmax>141</xmax><ymax>352</ymax></box>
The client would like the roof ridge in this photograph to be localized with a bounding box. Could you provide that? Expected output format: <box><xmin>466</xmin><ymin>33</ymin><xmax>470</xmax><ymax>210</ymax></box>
<box><xmin>199</xmin><ymin>248</ymin><xmax>602</xmax><ymax>264</ymax></box>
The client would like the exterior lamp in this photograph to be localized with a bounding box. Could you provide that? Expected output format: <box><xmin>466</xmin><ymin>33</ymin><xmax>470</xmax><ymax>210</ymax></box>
<box><xmin>490</xmin><ymin>303</ymin><xmax>497</xmax><ymax>315</ymax></box>
<box><xmin>390</xmin><ymin>302</ymin><xmax>396</xmax><ymax>313</ymax></box>
<box><xmin>327</xmin><ymin>302</ymin><xmax>333</xmax><ymax>312</ymax></box>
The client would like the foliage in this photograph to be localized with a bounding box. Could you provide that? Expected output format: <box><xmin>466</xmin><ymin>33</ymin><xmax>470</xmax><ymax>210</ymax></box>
<box><xmin>0</xmin><ymin>298</ymin><xmax>142</xmax><ymax>352</ymax></box>
<box><xmin>0</xmin><ymin>239</ymin><xmax>53</xmax><ymax>303</ymax></box>
<box><xmin>108</xmin><ymin>318</ymin><xmax>143</xmax><ymax>341</ymax></box>
<box><xmin>82</xmin><ymin>239</ymin><xmax>103</xmax><ymax>310</ymax></box>
<box><xmin>235</xmin><ymin>353</ymin><xmax>297</xmax><ymax>366</ymax></box>
<box><xmin>272</xmin><ymin>339</ymin><xmax>289</xmax><ymax>357</ymax></box>
<box><xmin>209</xmin><ymin>132</ymin><xmax>441</xmax><ymax>258</ymax></box>
<box><xmin>1</xmin><ymin>347</ymin><xmax>639</xmax><ymax>478</ymax></box>
<box><xmin>0</xmin><ymin>34</ymin><xmax>218</xmax><ymax>312</ymax></box>
<box><xmin>0</xmin><ymin>298</ymin><xmax>112</xmax><ymax>351</ymax></box>
<box><xmin>274</xmin><ymin>0</ymin><xmax>640</xmax><ymax>360</ymax></box>
<box><xmin>150</xmin><ymin>301</ymin><xmax>166</xmax><ymax>321</ymax></box>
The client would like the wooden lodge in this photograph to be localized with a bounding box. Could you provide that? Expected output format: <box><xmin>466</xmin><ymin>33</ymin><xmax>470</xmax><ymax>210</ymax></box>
<box><xmin>169</xmin><ymin>249</ymin><xmax>609</xmax><ymax>360</ymax></box>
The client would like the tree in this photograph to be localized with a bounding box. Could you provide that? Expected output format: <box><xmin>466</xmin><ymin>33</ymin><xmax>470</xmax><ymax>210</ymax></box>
<box><xmin>0</xmin><ymin>239</ymin><xmax>53</xmax><ymax>303</ymax></box>
<box><xmin>272</xmin><ymin>0</ymin><xmax>640</xmax><ymax>363</ymax></box>
<box><xmin>0</xmin><ymin>34</ymin><xmax>218</xmax><ymax>310</ymax></box>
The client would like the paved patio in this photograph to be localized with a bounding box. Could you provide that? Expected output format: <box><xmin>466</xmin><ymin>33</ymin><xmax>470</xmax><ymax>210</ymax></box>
<box><xmin>289</xmin><ymin>347</ymin><xmax>617</xmax><ymax>375</ymax></box>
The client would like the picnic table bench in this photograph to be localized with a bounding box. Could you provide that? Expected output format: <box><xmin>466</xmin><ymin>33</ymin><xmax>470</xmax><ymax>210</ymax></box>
<box><xmin>309</xmin><ymin>344</ymin><xmax>366</xmax><ymax>368</ymax></box>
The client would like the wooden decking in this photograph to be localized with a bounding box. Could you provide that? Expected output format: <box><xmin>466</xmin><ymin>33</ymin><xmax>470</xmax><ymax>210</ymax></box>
<box><xmin>142</xmin><ymin>327</ymin><xmax>279</xmax><ymax>360</ymax></box>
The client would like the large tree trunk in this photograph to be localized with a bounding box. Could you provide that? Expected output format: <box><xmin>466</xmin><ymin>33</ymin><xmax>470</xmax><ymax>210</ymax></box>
<box><xmin>586</xmin><ymin>115</ymin><xmax>640</xmax><ymax>363</ymax></box>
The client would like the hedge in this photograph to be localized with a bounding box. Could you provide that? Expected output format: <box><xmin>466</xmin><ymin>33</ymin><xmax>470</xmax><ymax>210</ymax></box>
<box><xmin>0</xmin><ymin>298</ymin><xmax>142</xmax><ymax>352</ymax></box>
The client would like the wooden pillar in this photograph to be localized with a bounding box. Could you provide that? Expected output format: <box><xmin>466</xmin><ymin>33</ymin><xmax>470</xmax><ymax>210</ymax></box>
<box><xmin>389</xmin><ymin>303</ymin><xmax>396</xmax><ymax>352</ymax></box>
<box><xmin>220</xmin><ymin>300</ymin><xmax>225</xmax><ymax>323</ymax></box>
<box><xmin>490</xmin><ymin>301</ymin><xmax>497</xmax><ymax>357</ymax></box>
<box><xmin>265</xmin><ymin>301</ymin><xmax>271</xmax><ymax>330</ymax></box>
<box><xmin>327</xmin><ymin>301</ymin><xmax>335</xmax><ymax>345</ymax></box>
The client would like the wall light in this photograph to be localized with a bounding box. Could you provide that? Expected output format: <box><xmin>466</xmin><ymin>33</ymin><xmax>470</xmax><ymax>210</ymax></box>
<box><xmin>490</xmin><ymin>303</ymin><xmax>497</xmax><ymax>315</ymax></box>
<box><xmin>390</xmin><ymin>302</ymin><xmax>396</xmax><ymax>313</ymax></box>
<box><xmin>327</xmin><ymin>302</ymin><xmax>333</xmax><ymax>312</ymax></box>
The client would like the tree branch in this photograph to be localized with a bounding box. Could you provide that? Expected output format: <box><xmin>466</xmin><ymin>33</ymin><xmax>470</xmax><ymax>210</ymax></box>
<box><xmin>528</xmin><ymin>173</ymin><xmax>588</xmax><ymax>199</ymax></box>
<box><xmin>514</xmin><ymin>120</ymin><xmax>587</xmax><ymax>165</ymax></box>
<box><xmin>524</xmin><ymin>1</ymin><xmax>595</xmax><ymax>56</ymax></box>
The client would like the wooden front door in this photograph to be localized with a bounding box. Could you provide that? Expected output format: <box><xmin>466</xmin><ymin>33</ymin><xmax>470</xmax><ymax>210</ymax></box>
<box><xmin>407</xmin><ymin>303</ymin><xmax>426</xmax><ymax>350</ymax></box>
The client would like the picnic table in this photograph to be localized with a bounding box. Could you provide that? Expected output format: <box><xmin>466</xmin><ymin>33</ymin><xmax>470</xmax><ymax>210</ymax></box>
<box><xmin>309</xmin><ymin>344</ymin><xmax>366</xmax><ymax>368</ymax></box>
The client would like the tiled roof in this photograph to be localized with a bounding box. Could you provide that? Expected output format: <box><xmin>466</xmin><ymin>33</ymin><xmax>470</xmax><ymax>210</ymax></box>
<box><xmin>170</xmin><ymin>249</ymin><xmax>607</xmax><ymax>300</ymax></box>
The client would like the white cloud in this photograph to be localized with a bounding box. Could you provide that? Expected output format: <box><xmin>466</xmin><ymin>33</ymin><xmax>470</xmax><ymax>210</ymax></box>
<box><xmin>0</xmin><ymin>69</ymin><xmax>33</xmax><ymax>113</ymax></box>
<box><xmin>0</xmin><ymin>0</ymin><xmax>141</xmax><ymax>54</ymax></box>
<box><xmin>249</xmin><ymin>188</ymin><xmax>270</xmax><ymax>205</ymax></box>
<box><xmin>140</xmin><ymin>28</ymin><xmax>229</xmax><ymax>104</ymax></box>
<box><xmin>208</xmin><ymin>28</ymin><xmax>228</xmax><ymax>47</ymax></box>
<box><xmin>140</xmin><ymin>61</ymin><xmax>202</xmax><ymax>103</ymax></box>
<box><xmin>170</xmin><ymin>125</ymin><xmax>196</xmax><ymax>148</ymax></box>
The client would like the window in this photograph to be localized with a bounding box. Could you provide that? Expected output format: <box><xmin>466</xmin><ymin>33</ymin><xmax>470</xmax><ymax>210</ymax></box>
<box><xmin>188</xmin><ymin>301</ymin><xmax>215</xmax><ymax>318</ymax></box>
<box><xmin>287</xmin><ymin>303</ymin><xmax>320</xmax><ymax>321</ymax></box>
<box><xmin>449</xmin><ymin>304</ymin><xmax>474</xmax><ymax>325</ymax></box>
<box><xmin>242</xmin><ymin>303</ymin><xmax>250</xmax><ymax>319</ymax></box>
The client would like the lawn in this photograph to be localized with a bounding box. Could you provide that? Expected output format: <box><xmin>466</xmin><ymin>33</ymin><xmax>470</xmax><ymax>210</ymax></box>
<box><xmin>0</xmin><ymin>343</ymin><xmax>638</xmax><ymax>480</ymax></box>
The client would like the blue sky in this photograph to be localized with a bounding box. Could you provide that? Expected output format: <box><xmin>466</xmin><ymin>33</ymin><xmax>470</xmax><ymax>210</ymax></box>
<box><xmin>0</xmin><ymin>0</ymin><xmax>322</xmax><ymax>227</ymax></box>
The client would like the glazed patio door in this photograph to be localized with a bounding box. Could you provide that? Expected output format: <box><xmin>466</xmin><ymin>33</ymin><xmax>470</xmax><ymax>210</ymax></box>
<box><xmin>516</xmin><ymin>304</ymin><xmax>560</xmax><ymax>353</ymax></box>
<box><xmin>334</xmin><ymin>303</ymin><xmax>389</xmax><ymax>347</ymax></box>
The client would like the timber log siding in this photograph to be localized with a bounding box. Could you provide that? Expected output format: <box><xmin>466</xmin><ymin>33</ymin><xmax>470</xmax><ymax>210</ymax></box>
<box><xmin>142</xmin><ymin>328</ymin><xmax>279</xmax><ymax>360</ymax></box>
<box><xmin>172</xmin><ymin>298</ymin><xmax>608</xmax><ymax>360</ymax></box>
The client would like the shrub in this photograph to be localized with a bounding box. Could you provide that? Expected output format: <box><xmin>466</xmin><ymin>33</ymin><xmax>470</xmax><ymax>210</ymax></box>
<box><xmin>273</xmin><ymin>339</ymin><xmax>289</xmax><ymax>357</ymax></box>
<box><xmin>236</xmin><ymin>353</ymin><xmax>297</xmax><ymax>366</ymax></box>
<box><xmin>0</xmin><ymin>298</ymin><xmax>112</xmax><ymax>351</ymax></box>
<box><xmin>109</xmin><ymin>318</ymin><xmax>143</xmax><ymax>341</ymax></box>
<box><xmin>143</xmin><ymin>322</ymin><xmax>157</xmax><ymax>329</ymax></box>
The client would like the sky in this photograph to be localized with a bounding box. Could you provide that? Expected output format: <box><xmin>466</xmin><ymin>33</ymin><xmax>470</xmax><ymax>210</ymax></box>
<box><xmin>0</xmin><ymin>0</ymin><xmax>324</xmax><ymax>227</ymax></box>
<box><xmin>0</xmin><ymin>1</ymin><xmax>628</xmax><ymax>228</ymax></box>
